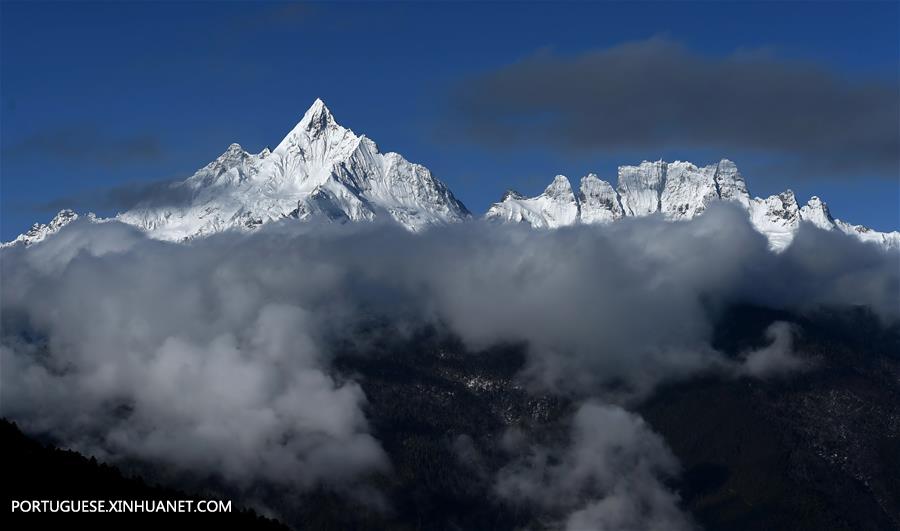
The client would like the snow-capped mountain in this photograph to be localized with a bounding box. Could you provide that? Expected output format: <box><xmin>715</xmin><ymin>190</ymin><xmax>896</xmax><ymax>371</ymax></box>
<box><xmin>114</xmin><ymin>99</ymin><xmax>469</xmax><ymax>240</ymax></box>
<box><xmin>487</xmin><ymin>159</ymin><xmax>900</xmax><ymax>251</ymax></box>
<box><xmin>4</xmin><ymin>102</ymin><xmax>897</xmax><ymax>252</ymax></box>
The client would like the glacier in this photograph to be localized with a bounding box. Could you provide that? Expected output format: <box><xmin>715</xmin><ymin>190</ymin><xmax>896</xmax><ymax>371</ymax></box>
<box><xmin>4</xmin><ymin>100</ymin><xmax>898</xmax><ymax>251</ymax></box>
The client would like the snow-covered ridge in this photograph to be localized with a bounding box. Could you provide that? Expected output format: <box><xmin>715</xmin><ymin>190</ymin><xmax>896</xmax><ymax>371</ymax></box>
<box><xmin>2</xmin><ymin>209</ymin><xmax>83</xmax><ymax>248</ymax></box>
<box><xmin>4</xmin><ymin>100</ymin><xmax>897</xmax><ymax>251</ymax></box>
<box><xmin>487</xmin><ymin>160</ymin><xmax>899</xmax><ymax>251</ymax></box>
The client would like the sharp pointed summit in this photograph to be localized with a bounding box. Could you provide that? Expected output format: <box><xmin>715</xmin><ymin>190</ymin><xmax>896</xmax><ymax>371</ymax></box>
<box><xmin>309</xmin><ymin>97</ymin><xmax>328</xmax><ymax>113</ymax></box>
<box><xmin>110</xmin><ymin>99</ymin><xmax>469</xmax><ymax>240</ymax></box>
<box><xmin>544</xmin><ymin>175</ymin><xmax>574</xmax><ymax>198</ymax></box>
<box><xmin>295</xmin><ymin>97</ymin><xmax>336</xmax><ymax>135</ymax></box>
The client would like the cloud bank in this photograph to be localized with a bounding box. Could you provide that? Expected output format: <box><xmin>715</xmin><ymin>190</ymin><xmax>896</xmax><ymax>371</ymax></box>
<box><xmin>1</xmin><ymin>204</ymin><xmax>897</xmax><ymax>521</ymax></box>
<box><xmin>444</xmin><ymin>38</ymin><xmax>899</xmax><ymax>178</ymax></box>
<box><xmin>0</xmin><ymin>221</ymin><xmax>388</xmax><ymax>492</ymax></box>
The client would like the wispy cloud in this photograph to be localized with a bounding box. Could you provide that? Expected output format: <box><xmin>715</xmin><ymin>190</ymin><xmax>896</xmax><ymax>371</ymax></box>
<box><xmin>6</xmin><ymin>125</ymin><xmax>163</xmax><ymax>168</ymax></box>
<box><xmin>37</xmin><ymin>177</ymin><xmax>193</xmax><ymax>214</ymax></box>
<box><xmin>496</xmin><ymin>402</ymin><xmax>692</xmax><ymax>531</ymax></box>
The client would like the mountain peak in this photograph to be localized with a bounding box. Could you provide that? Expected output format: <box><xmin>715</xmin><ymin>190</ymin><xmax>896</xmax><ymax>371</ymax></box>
<box><xmin>800</xmin><ymin>195</ymin><xmax>835</xmax><ymax>230</ymax></box>
<box><xmin>501</xmin><ymin>189</ymin><xmax>525</xmax><ymax>201</ymax></box>
<box><xmin>218</xmin><ymin>143</ymin><xmax>247</xmax><ymax>161</ymax></box>
<box><xmin>299</xmin><ymin>98</ymin><xmax>336</xmax><ymax>133</ymax></box>
<box><xmin>544</xmin><ymin>175</ymin><xmax>574</xmax><ymax>198</ymax></box>
<box><xmin>267</xmin><ymin>97</ymin><xmax>360</xmax><ymax>180</ymax></box>
<box><xmin>717</xmin><ymin>158</ymin><xmax>736</xmax><ymax>168</ymax></box>
<box><xmin>202</xmin><ymin>142</ymin><xmax>249</xmax><ymax>171</ymax></box>
<box><xmin>779</xmin><ymin>189</ymin><xmax>797</xmax><ymax>205</ymax></box>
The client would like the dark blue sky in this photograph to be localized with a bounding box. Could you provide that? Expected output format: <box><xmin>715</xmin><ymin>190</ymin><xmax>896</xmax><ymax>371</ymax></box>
<box><xmin>2</xmin><ymin>1</ymin><xmax>898</xmax><ymax>240</ymax></box>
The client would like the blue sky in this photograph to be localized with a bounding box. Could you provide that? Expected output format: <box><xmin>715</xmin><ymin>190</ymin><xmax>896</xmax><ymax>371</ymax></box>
<box><xmin>1</xmin><ymin>1</ymin><xmax>898</xmax><ymax>240</ymax></box>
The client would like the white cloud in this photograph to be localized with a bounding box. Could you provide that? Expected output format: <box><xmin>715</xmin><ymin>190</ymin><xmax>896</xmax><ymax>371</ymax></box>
<box><xmin>496</xmin><ymin>402</ymin><xmax>694</xmax><ymax>531</ymax></box>
<box><xmin>740</xmin><ymin>321</ymin><xmax>807</xmax><ymax>378</ymax></box>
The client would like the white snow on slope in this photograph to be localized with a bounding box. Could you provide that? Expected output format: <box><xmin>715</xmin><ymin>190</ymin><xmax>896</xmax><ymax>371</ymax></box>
<box><xmin>579</xmin><ymin>174</ymin><xmax>624</xmax><ymax>224</ymax></box>
<box><xmin>485</xmin><ymin>176</ymin><xmax>580</xmax><ymax>229</ymax></box>
<box><xmin>114</xmin><ymin>99</ymin><xmax>469</xmax><ymax>241</ymax></box>
<box><xmin>487</xmin><ymin>159</ymin><xmax>898</xmax><ymax>251</ymax></box>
